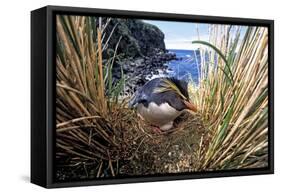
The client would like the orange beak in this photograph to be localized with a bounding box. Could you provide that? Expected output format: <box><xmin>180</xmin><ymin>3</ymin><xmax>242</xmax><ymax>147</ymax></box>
<box><xmin>184</xmin><ymin>100</ymin><xmax>197</xmax><ymax>113</ymax></box>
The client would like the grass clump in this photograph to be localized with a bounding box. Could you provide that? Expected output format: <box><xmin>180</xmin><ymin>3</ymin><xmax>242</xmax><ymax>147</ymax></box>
<box><xmin>193</xmin><ymin>25</ymin><xmax>268</xmax><ymax>170</ymax></box>
<box><xmin>55</xmin><ymin>15</ymin><xmax>140</xmax><ymax>179</ymax></box>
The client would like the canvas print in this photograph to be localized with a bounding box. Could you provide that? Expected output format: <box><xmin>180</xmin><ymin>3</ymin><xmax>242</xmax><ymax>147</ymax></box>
<box><xmin>55</xmin><ymin>14</ymin><xmax>269</xmax><ymax>181</ymax></box>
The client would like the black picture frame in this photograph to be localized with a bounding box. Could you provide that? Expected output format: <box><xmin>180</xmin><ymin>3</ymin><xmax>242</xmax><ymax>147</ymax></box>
<box><xmin>31</xmin><ymin>5</ymin><xmax>274</xmax><ymax>188</ymax></box>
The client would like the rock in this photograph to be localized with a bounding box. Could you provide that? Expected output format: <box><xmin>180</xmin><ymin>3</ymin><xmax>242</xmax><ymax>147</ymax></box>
<box><xmin>100</xmin><ymin>18</ymin><xmax>180</xmax><ymax>93</ymax></box>
<box><xmin>103</xmin><ymin>19</ymin><xmax>165</xmax><ymax>58</ymax></box>
<box><xmin>110</xmin><ymin>50</ymin><xmax>178</xmax><ymax>93</ymax></box>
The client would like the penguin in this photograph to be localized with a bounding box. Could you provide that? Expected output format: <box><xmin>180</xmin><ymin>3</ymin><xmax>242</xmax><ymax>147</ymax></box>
<box><xmin>128</xmin><ymin>77</ymin><xmax>197</xmax><ymax>131</ymax></box>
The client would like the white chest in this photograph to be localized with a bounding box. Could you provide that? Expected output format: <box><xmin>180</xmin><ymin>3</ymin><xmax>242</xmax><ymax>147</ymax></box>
<box><xmin>137</xmin><ymin>102</ymin><xmax>182</xmax><ymax>127</ymax></box>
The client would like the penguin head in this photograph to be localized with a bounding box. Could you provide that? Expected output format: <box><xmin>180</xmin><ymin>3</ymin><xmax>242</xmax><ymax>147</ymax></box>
<box><xmin>128</xmin><ymin>77</ymin><xmax>197</xmax><ymax>113</ymax></box>
<box><xmin>128</xmin><ymin>89</ymin><xmax>148</xmax><ymax>108</ymax></box>
<box><xmin>158</xmin><ymin>77</ymin><xmax>197</xmax><ymax>113</ymax></box>
<box><xmin>172</xmin><ymin>78</ymin><xmax>197</xmax><ymax>113</ymax></box>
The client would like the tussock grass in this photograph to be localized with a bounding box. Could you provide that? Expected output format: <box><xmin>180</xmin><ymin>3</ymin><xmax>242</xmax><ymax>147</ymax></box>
<box><xmin>55</xmin><ymin>15</ymin><xmax>139</xmax><ymax>178</ymax></box>
<box><xmin>55</xmin><ymin>15</ymin><xmax>269</xmax><ymax>180</ymax></box>
<box><xmin>193</xmin><ymin>26</ymin><xmax>268</xmax><ymax>170</ymax></box>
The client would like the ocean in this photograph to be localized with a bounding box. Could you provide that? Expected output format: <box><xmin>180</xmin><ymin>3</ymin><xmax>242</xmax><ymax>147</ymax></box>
<box><xmin>166</xmin><ymin>49</ymin><xmax>201</xmax><ymax>84</ymax></box>
<box><xmin>148</xmin><ymin>49</ymin><xmax>201</xmax><ymax>84</ymax></box>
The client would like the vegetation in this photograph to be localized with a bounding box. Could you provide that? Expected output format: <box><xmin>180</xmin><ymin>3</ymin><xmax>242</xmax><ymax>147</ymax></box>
<box><xmin>56</xmin><ymin>15</ymin><xmax>137</xmax><ymax>178</ymax></box>
<box><xmin>55</xmin><ymin>15</ymin><xmax>269</xmax><ymax>180</ymax></box>
<box><xmin>193</xmin><ymin>25</ymin><xmax>268</xmax><ymax>170</ymax></box>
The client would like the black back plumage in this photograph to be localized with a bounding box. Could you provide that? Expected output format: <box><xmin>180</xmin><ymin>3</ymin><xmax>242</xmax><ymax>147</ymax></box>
<box><xmin>131</xmin><ymin>77</ymin><xmax>190</xmax><ymax>111</ymax></box>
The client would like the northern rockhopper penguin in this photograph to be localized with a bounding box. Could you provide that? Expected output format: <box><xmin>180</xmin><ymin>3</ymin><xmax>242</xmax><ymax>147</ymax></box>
<box><xmin>128</xmin><ymin>77</ymin><xmax>197</xmax><ymax>132</ymax></box>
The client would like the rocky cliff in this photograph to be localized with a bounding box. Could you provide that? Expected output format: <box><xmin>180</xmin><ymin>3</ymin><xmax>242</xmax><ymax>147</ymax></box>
<box><xmin>103</xmin><ymin>19</ymin><xmax>166</xmax><ymax>58</ymax></box>
<box><xmin>102</xmin><ymin>18</ymin><xmax>177</xmax><ymax>93</ymax></box>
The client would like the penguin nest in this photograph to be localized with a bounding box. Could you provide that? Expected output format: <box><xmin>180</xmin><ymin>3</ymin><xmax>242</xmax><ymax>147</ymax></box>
<box><xmin>56</xmin><ymin>106</ymin><xmax>206</xmax><ymax>181</ymax></box>
<box><xmin>119</xmin><ymin>111</ymin><xmax>207</xmax><ymax>176</ymax></box>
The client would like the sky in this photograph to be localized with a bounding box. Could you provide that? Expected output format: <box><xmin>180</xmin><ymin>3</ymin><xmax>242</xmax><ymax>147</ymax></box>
<box><xmin>143</xmin><ymin>20</ymin><xmax>210</xmax><ymax>50</ymax></box>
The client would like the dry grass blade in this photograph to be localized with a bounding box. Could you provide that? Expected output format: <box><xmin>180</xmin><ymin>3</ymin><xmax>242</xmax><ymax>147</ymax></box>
<box><xmin>193</xmin><ymin>26</ymin><xmax>268</xmax><ymax>170</ymax></box>
<box><xmin>55</xmin><ymin>15</ymin><xmax>134</xmax><ymax>178</ymax></box>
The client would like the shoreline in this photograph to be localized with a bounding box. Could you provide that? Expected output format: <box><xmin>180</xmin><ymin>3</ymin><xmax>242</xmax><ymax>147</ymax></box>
<box><xmin>112</xmin><ymin>50</ymin><xmax>177</xmax><ymax>94</ymax></box>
